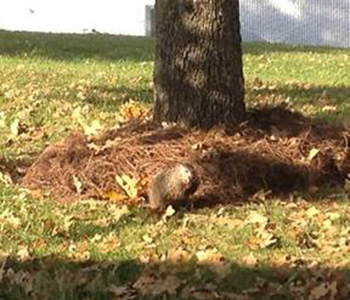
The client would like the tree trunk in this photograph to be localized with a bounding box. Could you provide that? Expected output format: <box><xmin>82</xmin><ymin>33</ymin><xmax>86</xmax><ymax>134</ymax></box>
<box><xmin>153</xmin><ymin>0</ymin><xmax>246</xmax><ymax>129</ymax></box>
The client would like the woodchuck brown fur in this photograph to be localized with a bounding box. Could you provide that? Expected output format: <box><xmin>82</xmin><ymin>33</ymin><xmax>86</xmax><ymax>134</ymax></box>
<box><xmin>148</xmin><ymin>163</ymin><xmax>200</xmax><ymax>212</ymax></box>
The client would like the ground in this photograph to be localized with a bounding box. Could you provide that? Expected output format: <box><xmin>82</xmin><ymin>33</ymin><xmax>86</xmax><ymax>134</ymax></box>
<box><xmin>0</xmin><ymin>30</ymin><xmax>350</xmax><ymax>299</ymax></box>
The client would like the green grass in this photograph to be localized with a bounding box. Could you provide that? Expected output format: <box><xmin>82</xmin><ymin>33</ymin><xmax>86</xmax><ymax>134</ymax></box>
<box><xmin>0</xmin><ymin>30</ymin><xmax>350</xmax><ymax>299</ymax></box>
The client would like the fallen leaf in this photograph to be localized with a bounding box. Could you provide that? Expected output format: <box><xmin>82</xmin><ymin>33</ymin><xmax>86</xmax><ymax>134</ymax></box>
<box><xmin>163</xmin><ymin>205</ymin><xmax>176</xmax><ymax>219</ymax></box>
<box><xmin>309</xmin><ymin>281</ymin><xmax>337</xmax><ymax>300</ymax></box>
<box><xmin>242</xmin><ymin>253</ymin><xmax>258</xmax><ymax>267</ymax></box>
<box><xmin>245</xmin><ymin>212</ymin><xmax>268</xmax><ymax>225</ymax></box>
<box><xmin>308</xmin><ymin>148</ymin><xmax>320</xmax><ymax>161</ymax></box>
<box><xmin>17</xmin><ymin>246</ymin><xmax>30</xmax><ymax>261</ymax></box>
<box><xmin>115</xmin><ymin>174</ymin><xmax>139</xmax><ymax>199</ymax></box>
<box><xmin>82</xmin><ymin>119</ymin><xmax>102</xmax><ymax>136</ymax></box>
<box><xmin>306</xmin><ymin>206</ymin><xmax>320</xmax><ymax>218</ymax></box>
<box><xmin>9</xmin><ymin>118</ymin><xmax>20</xmax><ymax>136</ymax></box>
<box><xmin>167</xmin><ymin>247</ymin><xmax>191</xmax><ymax>263</ymax></box>
<box><xmin>100</xmin><ymin>190</ymin><xmax>128</xmax><ymax>202</ymax></box>
<box><xmin>196</xmin><ymin>248</ymin><xmax>231</xmax><ymax>278</ymax></box>
<box><xmin>73</xmin><ymin>175</ymin><xmax>83</xmax><ymax>194</ymax></box>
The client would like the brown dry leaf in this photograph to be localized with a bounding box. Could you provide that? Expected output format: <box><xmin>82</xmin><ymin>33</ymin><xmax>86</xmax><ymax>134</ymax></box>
<box><xmin>133</xmin><ymin>274</ymin><xmax>156</xmax><ymax>295</ymax></box>
<box><xmin>249</xmin><ymin>224</ymin><xmax>278</xmax><ymax>249</ymax></box>
<box><xmin>242</xmin><ymin>253</ymin><xmax>258</xmax><ymax>267</ymax></box>
<box><xmin>167</xmin><ymin>247</ymin><xmax>192</xmax><ymax>263</ymax></box>
<box><xmin>119</xmin><ymin>100</ymin><xmax>149</xmax><ymax>121</ymax></box>
<box><xmin>196</xmin><ymin>248</ymin><xmax>231</xmax><ymax>278</ymax></box>
<box><xmin>68</xmin><ymin>241</ymin><xmax>90</xmax><ymax>261</ymax></box>
<box><xmin>100</xmin><ymin>190</ymin><xmax>129</xmax><ymax>202</ymax></box>
<box><xmin>309</xmin><ymin>281</ymin><xmax>337</xmax><ymax>300</ymax></box>
<box><xmin>109</xmin><ymin>285</ymin><xmax>135</xmax><ymax>298</ymax></box>
<box><xmin>133</xmin><ymin>274</ymin><xmax>181</xmax><ymax>296</ymax></box>
<box><xmin>33</xmin><ymin>238</ymin><xmax>47</xmax><ymax>250</ymax></box>
<box><xmin>29</xmin><ymin>189</ymin><xmax>45</xmax><ymax>199</ymax></box>
<box><xmin>97</xmin><ymin>233</ymin><xmax>120</xmax><ymax>253</ymax></box>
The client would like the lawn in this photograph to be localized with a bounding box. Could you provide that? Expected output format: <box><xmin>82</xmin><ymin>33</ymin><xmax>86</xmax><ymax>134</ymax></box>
<box><xmin>0</xmin><ymin>30</ymin><xmax>350</xmax><ymax>299</ymax></box>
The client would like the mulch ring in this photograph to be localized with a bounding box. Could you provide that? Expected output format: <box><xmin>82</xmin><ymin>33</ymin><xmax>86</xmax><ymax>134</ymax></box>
<box><xmin>22</xmin><ymin>106</ymin><xmax>350</xmax><ymax>205</ymax></box>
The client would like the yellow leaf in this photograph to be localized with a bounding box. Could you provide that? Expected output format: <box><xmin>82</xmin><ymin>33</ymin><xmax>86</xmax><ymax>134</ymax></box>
<box><xmin>10</xmin><ymin>118</ymin><xmax>19</xmax><ymax>136</ymax></box>
<box><xmin>306</xmin><ymin>206</ymin><xmax>320</xmax><ymax>218</ymax></box>
<box><xmin>242</xmin><ymin>253</ymin><xmax>258</xmax><ymax>267</ymax></box>
<box><xmin>196</xmin><ymin>248</ymin><xmax>231</xmax><ymax>277</ymax></box>
<box><xmin>100</xmin><ymin>190</ymin><xmax>128</xmax><ymax>202</ymax></box>
<box><xmin>109</xmin><ymin>205</ymin><xmax>130</xmax><ymax>222</ymax></box>
<box><xmin>308</xmin><ymin>148</ymin><xmax>320</xmax><ymax>161</ymax></box>
<box><xmin>0</xmin><ymin>112</ymin><xmax>6</xmax><ymax>128</ymax></box>
<box><xmin>245</xmin><ymin>212</ymin><xmax>268</xmax><ymax>225</ymax></box>
<box><xmin>0</xmin><ymin>172</ymin><xmax>13</xmax><ymax>186</ymax></box>
<box><xmin>97</xmin><ymin>233</ymin><xmax>120</xmax><ymax>253</ymax></box>
<box><xmin>82</xmin><ymin>119</ymin><xmax>102</xmax><ymax>136</ymax></box>
<box><xmin>119</xmin><ymin>100</ymin><xmax>149</xmax><ymax>121</ymax></box>
<box><xmin>73</xmin><ymin>175</ymin><xmax>83</xmax><ymax>194</ymax></box>
<box><xmin>17</xmin><ymin>246</ymin><xmax>30</xmax><ymax>261</ymax></box>
<box><xmin>162</xmin><ymin>205</ymin><xmax>176</xmax><ymax>219</ymax></box>
<box><xmin>115</xmin><ymin>174</ymin><xmax>139</xmax><ymax>199</ymax></box>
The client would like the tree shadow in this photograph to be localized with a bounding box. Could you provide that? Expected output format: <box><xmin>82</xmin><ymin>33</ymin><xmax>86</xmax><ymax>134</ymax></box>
<box><xmin>247</xmin><ymin>84</ymin><xmax>350</xmax><ymax>105</ymax></box>
<box><xmin>0</xmin><ymin>30</ymin><xmax>155</xmax><ymax>62</ymax></box>
<box><xmin>1</xmin><ymin>256</ymin><xmax>350</xmax><ymax>299</ymax></box>
<box><xmin>82</xmin><ymin>85</ymin><xmax>153</xmax><ymax>112</ymax></box>
<box><xmin>242</xmin><ymin>42</ymin><xmax>349</xmax><ymax>56</ymax></box>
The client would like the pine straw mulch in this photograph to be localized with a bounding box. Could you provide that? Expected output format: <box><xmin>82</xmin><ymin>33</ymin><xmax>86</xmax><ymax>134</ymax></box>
<box><xmin>22</xmin><ymin>106</ymin><xmax>350</xmax><ymax>205</ymax></box>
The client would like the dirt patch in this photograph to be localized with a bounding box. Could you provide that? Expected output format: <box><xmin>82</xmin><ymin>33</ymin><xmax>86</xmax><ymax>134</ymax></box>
<box><xmin>22</xmin><ymin>106</ymin><xmax>350</xmax><ymax>204</ymax></box>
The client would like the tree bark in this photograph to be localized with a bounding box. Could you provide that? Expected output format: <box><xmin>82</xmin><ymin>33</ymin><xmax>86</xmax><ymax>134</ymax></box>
<box><xmin>153</xmin><ymin>0</ymin><xmax>246</xmax><ymax>129</ymax></box>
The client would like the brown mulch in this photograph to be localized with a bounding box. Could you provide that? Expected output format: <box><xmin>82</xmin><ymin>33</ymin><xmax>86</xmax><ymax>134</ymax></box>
<box><xmin>22</xmin><ymin>106</ymin><xmax>350</xmax><ymax>204</ymax></box>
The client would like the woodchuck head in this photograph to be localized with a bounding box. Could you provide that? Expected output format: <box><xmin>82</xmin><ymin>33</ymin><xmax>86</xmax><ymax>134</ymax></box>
<box><xmin>147</xmin><ymin>163</ymin><xmax>200</xmax><ymax>212</ymax></box>
<box><xmin>172</xmin><ymin>163</ymin><xmax>200</xmax><ymax>196</ymax></box>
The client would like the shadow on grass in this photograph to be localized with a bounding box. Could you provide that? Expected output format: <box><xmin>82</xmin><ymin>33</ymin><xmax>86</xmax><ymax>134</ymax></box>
<box><xmin>0</xmin><ymin>30</ymin><xmax>155</xmax><ymax>62</ymax></box>
<box><xmin>247</xmin><ymin>83</ymin><xmax>350</xmax><ymax>105</ymax></box>
<box><xmin>1</xmin><ymin>256</ymin><xmax>350</xmax><ymax>299</ymax></box>
<box><xmin>82</xmin><ymin>85</ymin><xmax>153</xmax><ymax>111</ymax></box>
<box><xmin>242</xmin><ymin>42</ymin><xmax>350</xmax><ymax>56</ymax></box>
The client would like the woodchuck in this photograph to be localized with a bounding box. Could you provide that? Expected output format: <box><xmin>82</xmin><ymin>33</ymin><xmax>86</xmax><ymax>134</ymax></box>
<box><xmin>148</xmin><ymin>163</ymin><xmax>200</xmax><ymax>212</ymax></box>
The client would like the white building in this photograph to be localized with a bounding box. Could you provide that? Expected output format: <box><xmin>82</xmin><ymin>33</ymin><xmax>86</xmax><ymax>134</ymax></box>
<box><xmin>0</xmin><ymin>0</ymin><xmax>154</xmax><ymax>36</ymax></box>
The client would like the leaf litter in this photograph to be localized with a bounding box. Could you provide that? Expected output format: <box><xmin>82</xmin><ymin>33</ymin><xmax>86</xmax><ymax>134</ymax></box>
<box><xmin>21</xmin><ymin>106</ymin><xmax>350</xmax><ymax>205</ymax></box>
